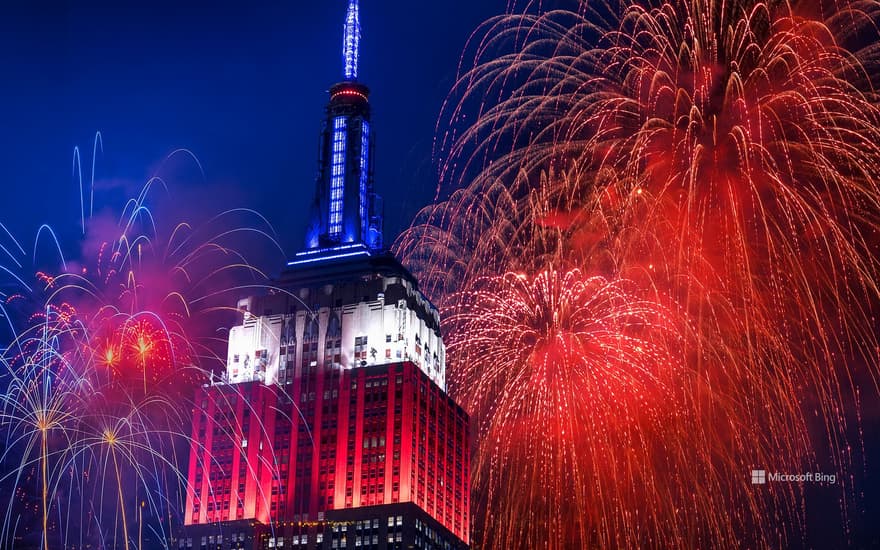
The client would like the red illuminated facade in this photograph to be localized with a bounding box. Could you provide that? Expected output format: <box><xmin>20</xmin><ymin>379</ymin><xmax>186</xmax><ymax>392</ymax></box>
<box><xmin>183</xmin><ymin>356</ymin><xmax>469</xmax><ymax>548</ymax></box>
<box><xmin>178</xmin><ymin>3</ymin><xmax>469</xmax><ymax>549</ymax></box>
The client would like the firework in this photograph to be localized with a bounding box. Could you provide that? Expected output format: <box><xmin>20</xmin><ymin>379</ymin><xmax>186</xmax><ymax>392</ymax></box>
<box><xmin>445</xmin><ymin>268</ymin><xmax>690</xmax><ymax>547</ymax></box>
<box><xmin>398</xmin><ymin>0</ymin><xmax>880</xmax><ymax>547</ymax></box>
<box><xmin>0</xmin><ymin>141</ymin><xmax>282</xmax><ymax>549</ymax></box>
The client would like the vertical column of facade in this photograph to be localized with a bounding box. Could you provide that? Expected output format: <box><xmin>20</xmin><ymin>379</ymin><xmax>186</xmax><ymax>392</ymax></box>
<box><xmin>294</xmin><ymin>311</ymin><xmax>319</xmax><ymax>517</ymax></box>
<box><xmin>334</xmin><ymin>367</ymin><xmax>353</xmax><ymax>510</ymax></box>
<box><xmin>203</xmin><ymin>389</ymin><xmax>226</xmax><ymax>524</ymax></box>
<box><xmin>273</xmin><ymin>390</ymin><xmax>294</xmax><ymax>521</ymax></box>
<box><xmin>351</xmin><ymin>368</ymin><xmax>366</xmax><ymax>507</ymax></box>
<box><xmin>285</xmin><ymin>311</ymin><xmax>305</xmax><ymax>518</ymax></box>
<box><xmin>228</xmin><ymin>391</ymin><xmax>245</xmax><ymax>522</ymax></box>
<box><xmin>414</xmin><ymin>366</ymin><xmax>425</xmax><ymax>511</ymax></box>
<box><xmin>460</xmin><ymin>407</ymin><xmax>470</xmax><ymax>543</ymax></box>
<box><xmin>399</xmin><ymin>363</ymin><xmax>415</xmax><ymax>503</ymax></box>
<box><xmin>357</xmin><ymin>367</ymin><xmax>390</xmax><ymax>508</ymax></box>
<box><xmin>447</xmin><ymin>400</ymin><xmax>458</xmax><ymax>530</ymax></box>
<box><xmin>307</xmin><ymin>312</ymin><xmax>327</xmax><ymax>519</ymax></box>
<box><xmin>198</xmin><ymin>395</ymin><xmax>212</xmax><ymax>525</ymax></box>
<box><xmin>421</xmin><ymin>377</ymin><xmax>431</xmax><ymax>516</ymax></box>
<box><xmin>256</xmin><ymin>385</ymin><xmax>277</xmax><ymax>525</ymax></box>
<box><xmin>384</xmin><ymin>367</ymin><xmax>397</xmax><ymax>504</ymax></box>
<box><xmin>436</xmin><ymin>392</ymin><xmax>448</xmax><ymax>528</ymax></box>
<box><xmin>428</xmin><ymin>382</ymin><xmax>439</xmax><ymax>520</ymax></box>
<box><xmin>318</xmin><ymin>309</ymin><xmax>342</xmax><ymax>516</ymax></box>
<box><xmin>241</xmin><ymin>384</ymin><xmax>259</xmax><ymax>521</ymax></box>
<box><xmin>184</xmin><ymin>387</ymin><xmax>207</xmax><ymax>526</ymax></box>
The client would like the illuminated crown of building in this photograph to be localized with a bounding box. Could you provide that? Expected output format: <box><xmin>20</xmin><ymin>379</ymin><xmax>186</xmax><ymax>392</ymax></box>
<box><xmin>222</xmin><ymin>0</ymin><xmax>446</xmax><ymax>390</ymax></box>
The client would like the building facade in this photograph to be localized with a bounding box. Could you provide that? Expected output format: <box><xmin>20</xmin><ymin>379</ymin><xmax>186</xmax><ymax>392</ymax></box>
<box><xmin>178</xmin><ymin>3</ymin><xmax>469</xmax><ymax>549</ymax></box>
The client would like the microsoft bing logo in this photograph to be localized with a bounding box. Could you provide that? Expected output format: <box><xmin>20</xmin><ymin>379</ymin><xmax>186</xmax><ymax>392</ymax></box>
<box><xmin>751</xmin><ymin>470</ymin><xmax>766</xmax><ymax>485</ymax></box>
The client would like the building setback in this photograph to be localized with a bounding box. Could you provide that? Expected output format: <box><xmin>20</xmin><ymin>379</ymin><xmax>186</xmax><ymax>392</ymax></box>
<box><xmin>177</xmin><ymin>2</ymin><xmax>470</xmax><ymax>549</ymax></box>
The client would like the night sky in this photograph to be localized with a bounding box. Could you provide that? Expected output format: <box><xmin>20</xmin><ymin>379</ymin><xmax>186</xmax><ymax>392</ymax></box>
<box><xmin>0</xmin><ymin>1</ymin><xmax>503</xmax><ymax>267</ymax></box>
<box><xmin>3</xmin><ymin>2</ymin><xmax>880</xmax><ymax>548</ymax></box>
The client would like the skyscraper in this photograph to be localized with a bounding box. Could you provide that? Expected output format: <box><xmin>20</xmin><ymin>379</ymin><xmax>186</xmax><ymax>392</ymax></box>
<box><xmin>178</xmin><ymin>3</ymin><xmax>470</xmax><ymax>549</ymax></box>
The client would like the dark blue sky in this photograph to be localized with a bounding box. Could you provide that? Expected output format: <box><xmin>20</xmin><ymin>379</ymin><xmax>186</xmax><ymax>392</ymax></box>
<box><xmin>3</xmin><ymin>4</ymin><xmax>880</xmax><ymax>547</ymax></box>
<box><xmin>0</xmin><ymin>1</ymin><xmax>503</xmax><ymax>267</ymax></box>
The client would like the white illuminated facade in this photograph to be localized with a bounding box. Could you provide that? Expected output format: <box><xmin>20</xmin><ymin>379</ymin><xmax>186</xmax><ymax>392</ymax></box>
<box><xmin>224</xmin><ymin>261</ymin><xmax>446</xmax><ymax>391</ymax></box>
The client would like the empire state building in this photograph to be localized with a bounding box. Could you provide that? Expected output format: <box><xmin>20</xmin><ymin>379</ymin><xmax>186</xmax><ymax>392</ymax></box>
<box><xmin>178</xmin><ymin>2</ymin><xmax>471</xmax><ymax>549</ymax></box>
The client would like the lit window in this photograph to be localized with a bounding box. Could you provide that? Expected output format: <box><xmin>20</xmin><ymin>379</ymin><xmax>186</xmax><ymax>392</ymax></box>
<box><xmin>329</xmin><ymin>116</ymin><xmax>347</xmax><ymax>237</ymax></box>
<box><xmin>359</xmin><ymin>121</ymin><xmax>370</xmax><ymax>238</ymax></box>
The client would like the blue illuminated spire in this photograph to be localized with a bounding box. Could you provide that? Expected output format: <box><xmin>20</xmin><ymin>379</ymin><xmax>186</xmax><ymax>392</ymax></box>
<box><xmin>343</xmin><ymin>0</ymin><xmax>361</xmax><ymax>81</ymax></box>
<box><xmin>296</xmin><ymin>0</ymin><xmax>383</xmax><ymax>265</ymax></box>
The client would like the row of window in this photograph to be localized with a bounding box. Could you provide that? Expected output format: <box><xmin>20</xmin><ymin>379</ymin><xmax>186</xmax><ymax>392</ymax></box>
<box><xmin>178</xmin><ymin>532</ymin><xmax>247</xmax><ymax>548</ymax></box>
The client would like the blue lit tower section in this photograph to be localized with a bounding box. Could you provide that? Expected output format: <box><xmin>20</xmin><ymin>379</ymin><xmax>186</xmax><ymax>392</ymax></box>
<box><xmin>343</xmin><ymin>0</ymin><xmax>360</xmax><ymax>80</ymax></box>
<box><xmin>299</xmin><ymin>0</ymin><xmax>383</xmax><ymax>266</ymax></box>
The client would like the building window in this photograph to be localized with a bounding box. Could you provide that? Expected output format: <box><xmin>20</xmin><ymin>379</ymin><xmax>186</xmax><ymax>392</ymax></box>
<box><xmin>360</xmin><ymin>121</ymin><xmax>370</xmax><ymax>238</ymax></box>
<box><xmin>325</xmin><ymin>315</ymin><xmax>343</xmax><ymax>366</ymax></box>
<box><xmin>329</xmin><ymin>116</ymin><xmax>347</xmax><ymax>237</ymax></box>
<box><xmin>355</xmin><ymin>335</ymin><xmax>369</xmax><ymax>362</ymax></box>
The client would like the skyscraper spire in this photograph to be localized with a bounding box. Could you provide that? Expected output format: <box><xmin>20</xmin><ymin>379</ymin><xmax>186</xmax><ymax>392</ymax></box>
<box><xmin>295</xmin><ymin>0</ymin><xmax>381</xmax><ymax>265</ymax></box>
<box><xmin>343</xmin><ymin>0</ymin><xmax>360</xmax><ymax>81</ymax></box>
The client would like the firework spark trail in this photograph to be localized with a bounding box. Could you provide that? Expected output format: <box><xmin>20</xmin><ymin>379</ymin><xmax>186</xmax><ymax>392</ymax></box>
<box><xmin>0</xmin><ymin>316</ymin><xmax>205</xmax><ymax>549</ymax></box>
<box><xmin>444</xmin><ymin>268</ymin><xmax>693</xmax><ymax>546</ymax></box>
<box><xmin>398</xmin><ymin>0</ymin><xmax>880</xmax><ymax>547</ymax></box>
<box><xmin>0</xmin><ymin>141</ymin><xmax>286</xmax><ymax>549</ymax></box>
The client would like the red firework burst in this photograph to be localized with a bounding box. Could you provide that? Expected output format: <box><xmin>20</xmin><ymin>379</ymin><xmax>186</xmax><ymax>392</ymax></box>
<box><xmin>398</xmin><ymin>0</ymin><xmax>880</xmax><ymax>547</ymax></box>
